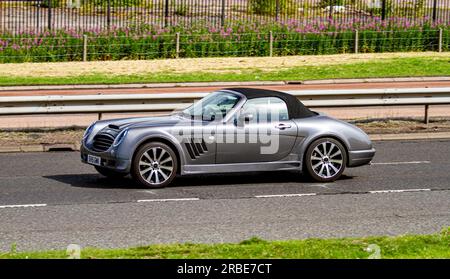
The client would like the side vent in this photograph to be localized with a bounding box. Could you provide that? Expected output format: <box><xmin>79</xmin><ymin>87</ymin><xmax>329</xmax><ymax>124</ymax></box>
<box><xmin>108</xmin><ymin>124</ymin><xmax>121</xmax><ymax>130</ymax></box>
<box><xmin>184</xmin><ymin>138</ymin><xmax>208</xmax><ymax>160</ymax></box>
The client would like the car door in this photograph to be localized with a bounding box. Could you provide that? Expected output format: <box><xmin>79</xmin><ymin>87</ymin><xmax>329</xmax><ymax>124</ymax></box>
<box><xmin>176</xmin><ymin>92</ymin><xmax>241</xmax><ymax>165</ymax></box>
<box><xmin>216</xmin><ymin>97</ymin><xmax>298</xmax><ymax>164</ymax></box>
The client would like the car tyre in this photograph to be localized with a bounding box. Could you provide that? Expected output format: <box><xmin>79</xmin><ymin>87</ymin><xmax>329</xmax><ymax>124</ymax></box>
<box><xmin>131</xmin><ymin>142</ymin><xmax>178</xmax><ymax>188</ymax></box>
<box><xmin>305</xmin><ymin>138</ymin><xmax>347</xmax><ymax>182</ymax></box>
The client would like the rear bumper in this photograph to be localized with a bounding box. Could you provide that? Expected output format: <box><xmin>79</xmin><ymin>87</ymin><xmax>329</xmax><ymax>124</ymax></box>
<box><xmin>348</xmin><ymin>148</ymin><xmax>376</xmax><ymax>167</ymax></box>
<box><xmin>80</xmin><ymin>144</ymin><xmax>131</xmax><ymax>173</ymax></box>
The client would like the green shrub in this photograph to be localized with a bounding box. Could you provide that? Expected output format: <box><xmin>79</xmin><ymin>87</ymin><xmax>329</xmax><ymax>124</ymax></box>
<box><xmin>396</xmin><ymin>0</ymin><xmax>425</xmax><ymax>17</ymax></box>
<box><xmin>248</xmin><ymin>0</ymin><xmax>297</xmax><ymax>16</ymax></box>
<box><xmin>318</xmin><ymin>0</ymin><xmax>345</xmax><ymax>8</ymax></box>
<box><xmin>363</xmin><ymin>0</ymin><xmax>389</xmax><ymax>17</ymax></box>
<box><xmin>40</xmin><ymin>0</ymin><xmax>63</xmax><ymax>8</ymax></box>
<box><xmin>174</xmin><ymin>3</ymin><xmax>188</xmax><ymax>16</ymax></box>
<box><xmin>90</xmin><ymin>0</ymin><xmax>148</xmax><ymax>8</ymax></box>
<box><xmin>0</xmin><ymin>21</ymin><xmax>448</xmax><ymax>63</ymax></box>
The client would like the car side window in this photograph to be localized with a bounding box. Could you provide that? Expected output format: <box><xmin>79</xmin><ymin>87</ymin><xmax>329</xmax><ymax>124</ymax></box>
<box><xmin>241</xmin><ymin>97</ymin><xmax>289</xmax><ymax>122</ymax></box>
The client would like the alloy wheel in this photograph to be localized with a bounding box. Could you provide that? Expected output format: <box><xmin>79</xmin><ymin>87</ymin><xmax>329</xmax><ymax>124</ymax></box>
<box><xmin>138</xmin><ymin>146</ymin><xmax>174</xmax><ymax>186</ymax></box>
<box><xmin>310</xmin><ymin>140</ymin><xmax>344</xmax><ymax>179</ymax></box>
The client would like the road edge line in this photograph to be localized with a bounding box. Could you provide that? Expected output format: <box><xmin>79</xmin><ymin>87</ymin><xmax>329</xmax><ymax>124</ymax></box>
<box><xmin>137</xmin><ymin>198</ymin><xmax>200</xmax><ymax>203</ymax></box>
<box><xmin>369</xmin><ymin>189</ymin><xmax>431</xmax><ymax>194</ymax></box>
<box><xmin>0</xmin><ymin>203</ymin><xmax>47</xmax><ymax>209</ymax></box>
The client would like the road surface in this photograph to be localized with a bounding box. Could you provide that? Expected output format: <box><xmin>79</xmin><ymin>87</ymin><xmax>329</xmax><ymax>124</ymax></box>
<box><xmin>0</xmin><ymin>139</ymin><xmax>449</xmax><ymax>251</ymax></box>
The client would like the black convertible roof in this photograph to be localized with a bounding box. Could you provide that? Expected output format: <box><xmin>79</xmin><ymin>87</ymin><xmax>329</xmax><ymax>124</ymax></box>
<box><xmin>224</xmin><ymin>87</ymin><xmax>316</xmax><ymax>119</ymax></box>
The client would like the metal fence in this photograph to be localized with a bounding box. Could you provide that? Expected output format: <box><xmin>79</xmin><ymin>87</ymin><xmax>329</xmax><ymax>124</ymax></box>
<box><xmin>2</xmin><ymin>87</ymin><xmax>450</xmax><ymax>124</ymax></box>
<box><xmin>1</xmin><ymin>0</ymin><xmax>450</xmax><ymax>33</ymax></box>
<box><xmin>0</xmin><ymin>29</ymin><xmax>448</xmax><ymax>63</ymax></box>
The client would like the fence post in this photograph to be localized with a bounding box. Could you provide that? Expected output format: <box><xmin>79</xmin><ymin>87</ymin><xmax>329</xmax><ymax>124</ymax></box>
<box><xmin>328</xmin><ymin>3</ymin><xmax>333</xmax><ymax>22</ymax></box>
<box><xmin>269</xmin><ymin>31</ymin><xmax>273</xmax><ymax>57</ymax></box>
<box><xmin>164</xmin><ymin>0</ymin><xmax>169</xmax><ymax>27</ymax></box>
<box><xmin>381</xmin><ymin>0</ymin><xmax>386</xmax><ymax>21</ymax></box>
<box><xmin>36</xmin><ymin>1</ymin><xmax>41</xmax><ymax>31</ymax></box>
<box><xmin>424</xmin><ymin>105</ymin><xmax>429</xmax><ymax>124</ymax></box>
<box><xmin>107</xmin><ymin>0</ymin><xmax>111</xmax><ymax>30</ymax></box>
<box><xmin>355</xmin><ymin>29</ymin><xmax>359</xmax><ymax>54</ymax></box>
<box><xmin>438</xmin><ymin>28</ymin><xmax>443</xmax><ymax>53</ymax></box>
<box><xmin>432</xmin><ymin>0</ymin><xmax>438</xmax><ymax>22</ymax></box>
<box><xmin>83</xmin><ymin>35</ymin><xmax>88</xmax><ymax>62</ymax></box>
<box><xmin>176</xmin><ymin>32</ymin><xmax>180</xmax><ymax>59</ymax></box>
<box><xmin>221</xmin><ymin>0</ymin><xmax>226</xmax><ymax>27</ymax></box>
<box><xmin>47</xmin><ymin>0</ymin><xmax>52</xmax><ymax>30</ymax></box>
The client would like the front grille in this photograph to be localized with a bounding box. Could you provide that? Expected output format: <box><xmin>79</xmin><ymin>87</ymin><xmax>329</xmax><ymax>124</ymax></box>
<box><xmin>92</xmin><ymin>134</ymin><xmax>115</xmax><ymax>152</ymax></box>
<box><xmin>90</xmin><ymin>124</ymin><xmax>121</xmax><ymax>152</ymax></box>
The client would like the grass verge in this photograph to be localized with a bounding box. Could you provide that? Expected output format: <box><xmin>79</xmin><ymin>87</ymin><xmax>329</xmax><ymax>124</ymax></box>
<box><xmin>1</xmin><ymin>229</ymin><xmax>449</xmax><ymax>259</ymax></box>
<box><xmin>0</xmin><ymin>56</ymin><xmax>449</xmax><ymax>86</ymax></box>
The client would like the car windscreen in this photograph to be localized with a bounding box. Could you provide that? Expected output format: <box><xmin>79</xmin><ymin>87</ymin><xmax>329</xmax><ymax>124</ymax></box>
<box><xmin>181</xmin><ymin>92</ymin><xmax>241</xmax><ymax>121</ymax></box>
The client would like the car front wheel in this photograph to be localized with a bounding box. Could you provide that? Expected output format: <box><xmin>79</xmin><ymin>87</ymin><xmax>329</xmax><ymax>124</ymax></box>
<box><xmin>131</xmin><ymin>142</ymin><xmax>178</xmax><ymax>188</ymax></box>
<box><xmin>305</xmin><ymin>138</ymin><xmax>347</xmax><ymax>182</ymax></box>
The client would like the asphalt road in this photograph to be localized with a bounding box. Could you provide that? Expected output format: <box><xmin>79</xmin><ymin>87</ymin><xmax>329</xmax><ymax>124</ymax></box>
<box><xmin>0</xmin><ymin>139</ymin><xmax>449</xmax><ymax>251</ymax></box>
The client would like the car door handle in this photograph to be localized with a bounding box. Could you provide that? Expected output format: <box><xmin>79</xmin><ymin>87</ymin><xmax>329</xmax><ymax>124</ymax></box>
<box><xmin>275</xmin><ymin>123</ymin><xmax>292</xmax><ymax>130</ymax></box>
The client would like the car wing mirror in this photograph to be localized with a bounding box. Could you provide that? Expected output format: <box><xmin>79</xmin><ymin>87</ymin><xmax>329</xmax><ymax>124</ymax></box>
<box><xmin>202</xmin><ymin>113</ymin><xmax>215</xmax><ymax>121</ymax></box>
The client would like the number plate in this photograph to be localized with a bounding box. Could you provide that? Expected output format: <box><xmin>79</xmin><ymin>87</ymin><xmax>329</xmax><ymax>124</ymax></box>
<box><xmin>87</xmin><ymin>154</ymin><xmax>101</xmax><ymax>166</ymax></box>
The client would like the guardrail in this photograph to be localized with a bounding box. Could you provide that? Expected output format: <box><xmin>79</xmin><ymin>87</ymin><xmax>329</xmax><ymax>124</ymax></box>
<box><xmin>1</xmin><ymin>88</ymin><xmax>450</xmax><ymax>124</ymax></box>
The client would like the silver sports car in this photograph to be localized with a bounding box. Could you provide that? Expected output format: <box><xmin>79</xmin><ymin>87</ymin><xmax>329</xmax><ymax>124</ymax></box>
<box><xmin>81</xmin><ymin>88</ymin><xmax>375</xmax><ymax>188</ymax></box>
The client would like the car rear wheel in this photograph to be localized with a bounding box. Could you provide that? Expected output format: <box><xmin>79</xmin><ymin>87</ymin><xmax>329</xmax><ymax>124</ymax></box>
<box><xmin>94</xmin><ymin>166</ymin><xmax>127</xmax><ymax>178</ymax></box>
<box><xmin>131</xmin><ymin>142</ymin><xmax>178</xmax><ymax>188</ymax></box>
<box><xmin>305</xmin><ymin>138</ymin><xmax>347</xmax><ymax>182</ymax></box>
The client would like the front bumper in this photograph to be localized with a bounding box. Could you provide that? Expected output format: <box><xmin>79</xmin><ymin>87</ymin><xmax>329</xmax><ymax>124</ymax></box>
<box><xmin>80</xmin><ymin>144</ymin><xmax>131</xmax><ymax>173</ymax></box>
<box><xmin>348</xmin><ymin>148</ymin><xmax>376</xmax><ymax>167</ymax></box>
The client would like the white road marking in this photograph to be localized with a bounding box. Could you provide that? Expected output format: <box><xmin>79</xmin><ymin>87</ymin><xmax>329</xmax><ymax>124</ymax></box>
<box><xmin>305</xmin><ymin>184</ymin><xmax>332</xmax><ymax>190</ymax></box>
<box><xmin>137</xmin><ymin>198</ymin><xmax>200</xmax><ymax>203</ymax></box>
<box><xmin>372</xmin><ymin>161</ymin><xmax>430</xmax><ymax>165</ymax></box>
<box><xmin>0</xmin><ymin>203</ymin><xmax>47</xmax><ymax>209</ymax></box>
<box><xmin>137</xmin><ymin>190</ymin><xmax>157</xmax><ymax>195</ymax></box>
<box><xmin>369</xmin><ymin>189</ymin><xmax>431</xmax><ymax>194</ymax></box>
<box><xmin>255</xmin><ymin>193</ymin><xmax>317</xmax><ymax>198</ymax></box>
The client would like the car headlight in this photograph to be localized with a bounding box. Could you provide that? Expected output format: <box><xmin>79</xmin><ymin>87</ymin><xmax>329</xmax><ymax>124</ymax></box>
<box><xmin>113</xmin><ymin>129</ymin><xmax>128</xmax><ymax>147</ymax></box>
<box><xmin>83</xmin><ymin>123</ymin><xmax>95</xmax><ymax>139</ymax></box>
